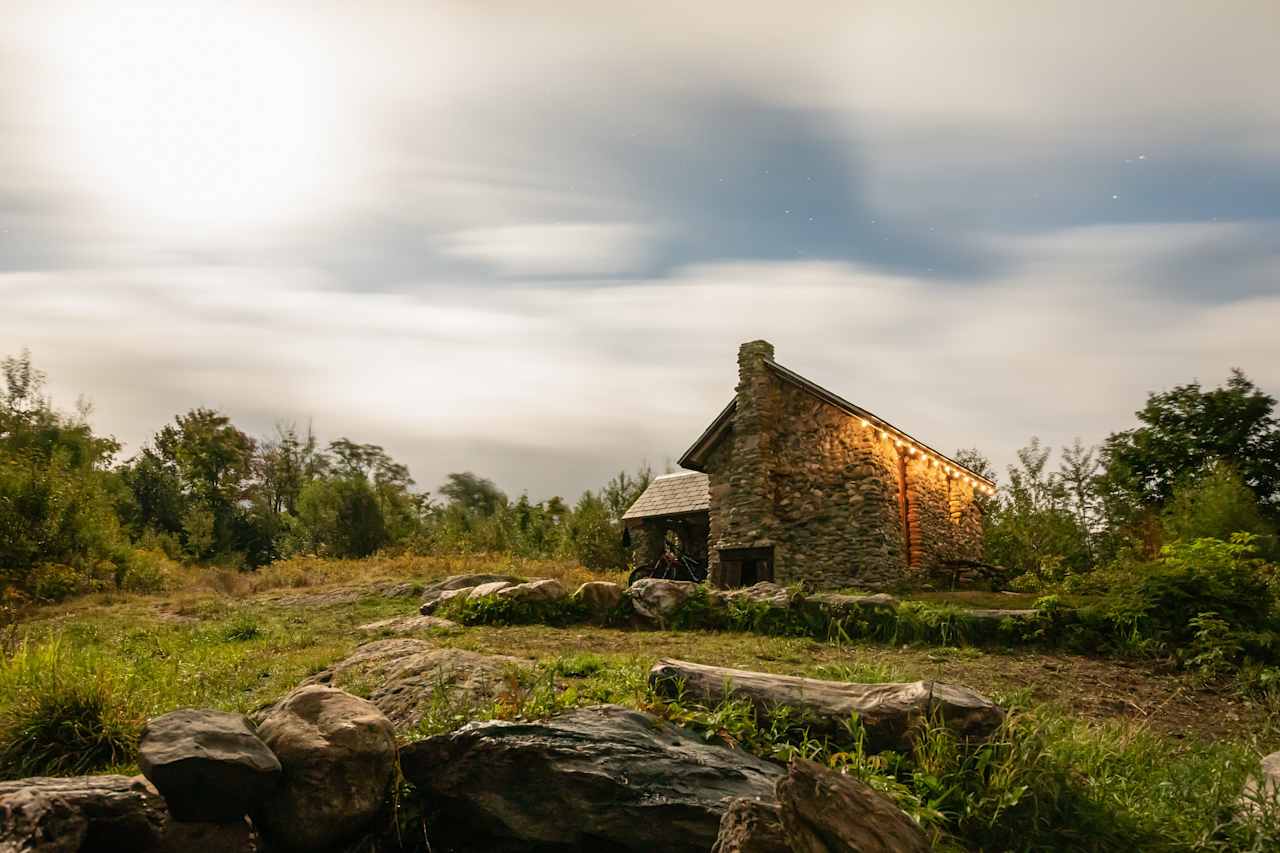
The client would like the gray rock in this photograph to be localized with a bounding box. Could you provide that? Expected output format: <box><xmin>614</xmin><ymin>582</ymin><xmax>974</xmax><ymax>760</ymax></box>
<box><xmin>1240</xmin><ymin>750</ymin><xmax>1280</xmax><ymax>816</ymax></box>
<box><xmin>420</xmin><ymin>587</ymin><xmax>472</xmax><ymax>615</ymax></box>
<box><xmin>418</xmin><ymin>573</ymin><xmax>524</xmax><ymax>613</ymax></box>
<box><xmin>357</xmin><ymin>614</ymin><xmax>460</xmax><ymax>635</ymax></box>
<box><xmin>400</xmin><ymin>704</ymin><xmax>783</xmax><ymax>853</ymax></box>
<box><xmin>777</xmin><ymin>759</ymin><xmax>930</xmax><ymax>853</ymax></box>
<box><xmin>803</xmin><ymin>591</ymin><xmax>900</xmax><ymax>615</ymax></box>
<box><xmin>711</xmin><ymin>798</ymin><xmax>790</xmax><ymax>853</ymax></box>
<box><xmin>306</xmin><ymin>639</ymin><xmax>528</xmax><ymax>732</ymax></box>
<box><xmin>717</xmin><ymin>582</ymin><xmax>793</xmax><ymax>608</ymax></box>
<box><xmin>572</xmin><ymin>581</ymin><xmax>624</xmax><ymax>619</ymax></box>
<box><xmin>650</xmin><ymin>658</ymin><xmax>1004</xmax><ymax>752</ymax></box>
<box><xmin>0</xmin><ymin>775</ymin><xmax>167</xmax><ymax>852</ymax></box>
<box><xmin>253</xmin><ymin>686</ymin><xmax>396</xmax><ymax>853</ymax></box>
<box><xmin>467</xmin><ymin>580</ymin><xmax>517</xmax><ymax>600</ymax></box>
<box><xmin>626</xmin><ymin>578</ymin><xmax>702</xmax><ymax>627</ymax></box>
<box><xmin>138</xmin><ymin>709</ymin><xmax>280</xmax><ymax>823</ymax></box>
<box><xmin>495</xmin><ymin>578</ymin><xmax>566</xmax><ymax>603</ymax></box>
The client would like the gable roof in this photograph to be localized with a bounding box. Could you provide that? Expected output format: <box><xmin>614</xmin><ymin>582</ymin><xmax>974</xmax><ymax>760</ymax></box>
<box><xmin>678</xmin><ymin>358</ymin><xmax>996</xmax><ymax>489</ymax></box>
<box><xmin>621</xmin><ymin>471</ymin><xmax>710</xmax><ymax>521</ymax></box>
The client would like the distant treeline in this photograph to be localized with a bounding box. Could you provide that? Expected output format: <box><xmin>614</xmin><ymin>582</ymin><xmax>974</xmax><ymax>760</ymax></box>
<box><xmin>2</xmin><ymin>348</ymin><xmax>1279</xmax><ymax>605</ymax></box>
<box><xmin>0</xmin><ymin>350</ymin><xmax>652</xmax><ymax>601</ymax></box>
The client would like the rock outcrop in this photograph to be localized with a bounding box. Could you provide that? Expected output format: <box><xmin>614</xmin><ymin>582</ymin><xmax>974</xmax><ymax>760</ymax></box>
<box><xmin>137</xmin><ymin>709</ymin><xmax>280</xmax><ymax>823</ymax></box>
<box><xmin>650</xmin><ymin>658</ymin><xmax>1004</xmax><ymax>751</ymax></box>
<box><xmin>357</xmin><ymin>614</ymin><xmax>460</xmax><ymax>635</ymax></box>
<box><xmin>418</xmin><ymin>573</ymin><xmax>524</xmax><ymax>613</ymax></box>
<box><xmin>253</xmin><ymin>685</ymin><xmax>396</xmax><ymax>853</ymax></box>
<box><xmin>305</xmin><ymin>638</ymin><xmax>528</xmax><ymax>732</ymax></box>
<box><xmin>400</xmin><ymin>704</ymin><xmax>783</xmax><ymax>853</ymax></box>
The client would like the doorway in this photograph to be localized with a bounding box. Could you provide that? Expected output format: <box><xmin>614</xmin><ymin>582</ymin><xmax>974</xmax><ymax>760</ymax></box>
<box><xmin>718</xmin><ymin>546</ymin><xmax>775</xmax><ymax>587</ymax></box>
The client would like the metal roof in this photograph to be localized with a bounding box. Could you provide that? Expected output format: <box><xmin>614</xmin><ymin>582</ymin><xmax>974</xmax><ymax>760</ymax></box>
<box><xmin>677</xmin><ymin>358</ymin><xmax>996</xmax><ymax>488</ymax></box>
<box><xmin>621</xmin><ymin>471</ymin><xmax>710</xmax><ymax>520</ymax></box>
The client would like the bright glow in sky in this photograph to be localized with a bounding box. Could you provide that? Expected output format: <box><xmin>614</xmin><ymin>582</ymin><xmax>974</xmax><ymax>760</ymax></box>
<box><xmin>36</xmin><ymin>2</ymin><xmax>357</xmax><ymax>236</ymax></box>
<box><xmin>2</xmin><ymin>0</ymin><xmax>1278</xmax><ymax>499</ymax></box>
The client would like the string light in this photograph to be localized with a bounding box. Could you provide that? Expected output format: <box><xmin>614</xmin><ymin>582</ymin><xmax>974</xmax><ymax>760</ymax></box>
<box><xmin>854</xmin><ymin>411</ymin><xmax>995</xmax><ymax>491</ymax></box>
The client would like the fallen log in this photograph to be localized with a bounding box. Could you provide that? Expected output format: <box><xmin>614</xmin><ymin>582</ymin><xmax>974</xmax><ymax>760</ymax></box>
<box><xmin>649</xmin><ymin>658</ymin><xmax>1004</xmax><ymax>752</ymax></box>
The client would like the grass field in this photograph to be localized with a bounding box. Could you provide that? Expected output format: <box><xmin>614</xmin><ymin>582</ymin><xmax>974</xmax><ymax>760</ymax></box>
<box><xmin>3</xmin><ymin>555</ymin><xmax>1279</xmax><ymax>850</ymax></box>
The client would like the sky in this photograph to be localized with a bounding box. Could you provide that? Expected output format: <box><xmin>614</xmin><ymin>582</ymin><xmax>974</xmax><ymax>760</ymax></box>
<box><xmin>2</xmin><ymin>0</ymin><xmax>1279</xmax><ymax>501</ymax></box>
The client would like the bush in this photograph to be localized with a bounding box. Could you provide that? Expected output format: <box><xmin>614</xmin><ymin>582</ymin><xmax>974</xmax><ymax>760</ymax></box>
<box><xmin>1109</xmin><ymin>535</ymin><xmax>1276</xmax><ymax>641</ymax></box>
<box><xmin>118</xmin><ymin>549</ymin><xmax>181</xmax><ymax>594</ymax></box>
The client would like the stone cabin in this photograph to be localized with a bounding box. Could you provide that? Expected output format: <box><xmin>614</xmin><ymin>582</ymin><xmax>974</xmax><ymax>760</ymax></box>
<box><xmin>623</xmin><ymin>340</ymin><xmax>994</xmax><ymax>590</ymax></box>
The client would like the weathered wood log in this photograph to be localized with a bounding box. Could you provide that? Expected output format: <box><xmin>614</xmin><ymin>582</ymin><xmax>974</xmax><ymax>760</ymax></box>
<box><xmin>649</xmin><ymin>658</ymin><xmax>1003</xmax><ymax>752</ymax></box>
<box><xmin>777</xmin><ymin>759</ymin><xmax>931</xmax><ymax>853</ymax></box>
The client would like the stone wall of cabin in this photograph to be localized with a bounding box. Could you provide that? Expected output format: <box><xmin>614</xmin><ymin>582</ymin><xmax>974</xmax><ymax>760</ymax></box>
<box><xmin>705</xmin><ymin>340</ymin><xmax>983</xmax><ymax>590</ymax></box>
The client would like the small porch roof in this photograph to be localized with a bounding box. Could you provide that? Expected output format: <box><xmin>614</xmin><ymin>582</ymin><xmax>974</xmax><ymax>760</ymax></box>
<box><xmin>621</xmin><ymin>471</ymin><xmax>710</xmax><ymax>521</ymax></box>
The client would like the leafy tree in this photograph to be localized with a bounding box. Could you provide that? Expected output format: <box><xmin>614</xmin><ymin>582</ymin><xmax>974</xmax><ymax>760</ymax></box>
<box><xmin>122</xmin><ymin>408</ymin><xmax>257</xmax><ymax>562</ymax></box>
<box><xmin>1161</xmin><ymin>464</ymin><xmax>1277</xmax><ymax>555</ymax></box>
<box><xmin>600</xmin><ymin>464</ymin><xmax>653</xmax><ymax>522</ymax></box>
<box><xmin>255</xmin><ymin>423</ymin><xmax>327</xmax><ymax>517</ymax></box>
<box><xmin>985</xmin><ymin>438</ymin><xmax>1091</xmax><ymax>583</ymax></box>
<box><xmin>1058</xmin><ymin>438</ymin><xmax>1101</xmax><ymax>564</ymax></box>
<box><xmin>439</xmin><ymin>472</ymin><xmax>507</xmax><ymax>516</ymax></box>
<box><xmin>0</xmin><ymin>351</ymin><xmax>125</xmax><ymax>596</ymax></box>
<box><xmin>1099</xmin><ymin>370</ymin><xmax>1280</xmax><ymax>530</ymax></box>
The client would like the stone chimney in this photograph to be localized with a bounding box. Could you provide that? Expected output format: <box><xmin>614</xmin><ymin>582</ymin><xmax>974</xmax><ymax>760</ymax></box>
<box><xmin>717</xmin><ymin>340</ymin><xmax>778</xmax><ymax>550</ymax></box>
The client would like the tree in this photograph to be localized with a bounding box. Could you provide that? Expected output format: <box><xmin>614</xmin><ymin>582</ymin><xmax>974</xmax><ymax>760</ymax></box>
<box><xmin>1099</xmin><ymin>370</ymin><xmax>1280</xmax><ymax>526</ymax></box>
<box><xmin>600</xmin><ymin>464</ymin><xmax>653</xmax><ymax>522</ymax></box>
<box><xmin>1058</xmin><ymin>438</ymin><xmax>1101</xmax><ymax>564</ymax></box>
<box><xmin>0</xmin><ymin>351</ymin><xmax>125</xmax><ymax>596</ymax></box>
<box><xmin>439</xmin><ymin>472</ymin><xmax>507</xmax><ymax>516</ymax></box>
<box><xmin>124</xmin><ymin>408</ymin><xmax>257</xmax><ymax>561</ymax></box>
<box><xmin>292</xmin><ymin>476</ymin><xmax>388</xmax><ymax>558</ymax></box>
<box><xmin>984</xmin><ymin>438</ymin><xmax>1091</xmax><ymax>582</ymax></box>
<box><xmin>1160</xmin><ymin>464</ymin><xmax>1277</xmax><ymax>555</ymax></box>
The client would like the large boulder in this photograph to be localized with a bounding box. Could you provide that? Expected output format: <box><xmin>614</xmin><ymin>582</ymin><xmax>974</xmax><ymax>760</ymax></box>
<box><xmin>711</xmin><ymin>798</ymin><xmax>790</xmax><ymax>853</ymax></box>
<box><xmin>496</xmin><ymin>578</ymin><xmax>567</xmax><ymax>603</ymax></box>
<box><xmin>776</xmin><ymin>759</ymin><xmax>930</xmax><ymax>853</ymax></box>
<box><xmin>400</xmin><ymin>704</ymin><xmax>783</xmax><ymax>853</ymax></box>
<box><xmin>419</xmin><ymin>573</ymin><xmax>524</xmax><ymax>613</ymax></box>
<box><xmin>253</xmin><ymin>685</ymin><xmax>396</xmax><ymax>853</ymax></box>
<box><xmin>305</xmin><ymin>638</ymin><xmax>528</xmax><ymax>732</ymax></box>
<box><xmin>0</xmin><ymin>775</ymin><xmax>167</xmax><ymax>852</ymax></box>
<box><xmin>626</xmin><ymin>578</ymin><xmax>702</xmax><ymax>627</ymax></box>
<box><xmin>573</xmin><ymin>581</ymin><xmax>624</xmax><ymax>620</ymax></box>
<box><xmin>650</xmin><ymin>659</ymin><xmax>1004</xmax><ymax>752</ymax></box>
<box><xmin>138</xmin><ymin>708</ymin><xmax>280</xmax><ymax>823</ymax></box>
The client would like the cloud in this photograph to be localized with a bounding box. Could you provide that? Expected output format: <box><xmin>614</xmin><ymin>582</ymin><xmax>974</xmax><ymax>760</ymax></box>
<box><xmin>4</xmin><ymin>219</ymin><xmax>1277</xmax><ymax>498</ymax></box>
<box><xmin>441</xmin><ymin>223</ymin><xmax>655</xmax><ymax>278</ymax></box>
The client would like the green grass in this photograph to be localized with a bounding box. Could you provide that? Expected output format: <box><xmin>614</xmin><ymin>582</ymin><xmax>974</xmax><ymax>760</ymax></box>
<box><xmin>5</xmin><ymin>567</ymin><xmax>1280</xmax><ymax>851</ymax></box>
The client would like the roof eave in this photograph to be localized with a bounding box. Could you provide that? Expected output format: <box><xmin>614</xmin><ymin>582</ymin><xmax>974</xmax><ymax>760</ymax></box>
<box><xmin>677</xmin><ymin>398</ymin><xmax>736</xmax><ymax>471</ymax></box>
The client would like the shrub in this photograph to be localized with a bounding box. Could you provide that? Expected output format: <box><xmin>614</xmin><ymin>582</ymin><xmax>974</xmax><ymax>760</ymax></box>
<box><xmin>439</xmin><ymin>592</ymin><xmax>588</xmax><ymax>627</ymax></box>
<box><xmin>118</xmin><ymin>548</ymin><xmax>181</xmax><ymax>594</ymax></box>
<box><xmin>1108</xmin><ymin>535</ymin><xmax>1276</xmax><ymax>643</ymax></box>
